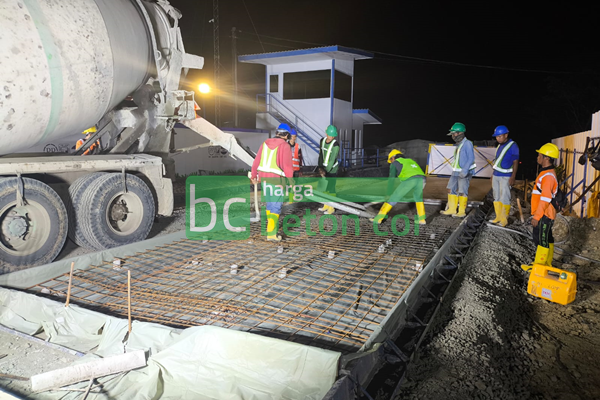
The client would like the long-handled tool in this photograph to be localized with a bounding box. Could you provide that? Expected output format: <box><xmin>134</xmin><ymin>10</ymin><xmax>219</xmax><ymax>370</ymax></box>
<box><xmin>248</xmin><ymin>172</ymin><xmax>260</xmax><ymax>222</ymax></box>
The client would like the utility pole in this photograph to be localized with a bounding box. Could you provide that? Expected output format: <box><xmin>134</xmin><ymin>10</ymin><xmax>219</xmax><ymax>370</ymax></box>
<box><xmin>212</xmin><ymin>0</ymin><xmax>220</xmax><ymax>126</ymax></box>
<box><xmin>232</xmin><ymin>27</ymin><xmax>238</xmax><ymax>127</ymax></box>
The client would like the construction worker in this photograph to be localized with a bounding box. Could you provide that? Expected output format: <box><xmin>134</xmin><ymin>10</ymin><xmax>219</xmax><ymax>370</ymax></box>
<box><xmin>440</xmin><ymin>122</ymin><xmax>476</xmax><ymax>218</ymax></box>
<box><xmin>371</xmin><ymin>149</ymin><xmax>427</xmax><ymax>225</ymax></box>
<box><xmin>489</xmin><ymin>125</ymin><xmax>519</xmax><ymax>227</ymax></box>
<box><xmin>75</xmin><ymin>126</ymin><xmax>101</xmax><ymax>155</ymax></box>
<box><xmin>250</xmin><ymin>123</ymin><xmax>294</xmax><ymax>241</ymax></box>
<box><xmin>289</xmin><ymin>128</ymin><xmax>303</xmax><ymax>178</ymax></box>
<box><xmin>521</xmin><ymin>143</ymin><xmax>559</xmax><ymax>272</ymax></box>
<box><xmin>317</xmin><ymin>125</ymin><xmax>340</xmax><ymax>215</ymax></box>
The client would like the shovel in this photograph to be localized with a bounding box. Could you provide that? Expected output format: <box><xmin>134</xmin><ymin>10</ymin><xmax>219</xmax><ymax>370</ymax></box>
<box><xmin>248</xmin><ymin>171</ymin><xmax>260</xmax><ymax>222</ymax></box>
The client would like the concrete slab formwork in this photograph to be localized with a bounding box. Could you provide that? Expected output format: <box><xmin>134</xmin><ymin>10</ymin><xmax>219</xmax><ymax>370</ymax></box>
<box><xmin>30</xmin><ymin>218</ymin><xmax>452</xmax><ymax>354</ymax></box>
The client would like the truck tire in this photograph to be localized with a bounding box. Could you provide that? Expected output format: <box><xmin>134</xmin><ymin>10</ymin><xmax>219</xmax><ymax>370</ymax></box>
<box><xmin>79</xmin><ymin>173</ymin><xmax>155</xmax><ymax>250</ymax></box>
<box><xmin>67</xmin><ymin>173</ymin><xmax>107</xmax><ymax>249</ymax></box>
<box><xmin>0</xmin><ymin>177</ymin><xmax>68</xmax><ymax>269</ymax></box>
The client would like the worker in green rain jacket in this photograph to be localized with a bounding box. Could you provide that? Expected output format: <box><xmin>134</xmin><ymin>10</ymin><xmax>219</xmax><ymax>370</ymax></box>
<box><xmin>371</xmin><ymin>149</ymin><xmax>427</xmax><ymax>225</ymax></box>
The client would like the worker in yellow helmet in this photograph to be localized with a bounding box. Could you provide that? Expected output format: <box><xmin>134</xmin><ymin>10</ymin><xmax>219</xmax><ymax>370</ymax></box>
<box><xmin>371</xmin><ymin>149</ymin><xmax>427</xmax><ymax>225</ymax></box>
<box><xmin>75</xmin><ymin>126</ymin><xmax>101</xmax><ymax>155</ymax></box>
<box><xmin>522</xmin><ymin>143</ymin><xmax>559</xmax><ymax>272</ymax></box>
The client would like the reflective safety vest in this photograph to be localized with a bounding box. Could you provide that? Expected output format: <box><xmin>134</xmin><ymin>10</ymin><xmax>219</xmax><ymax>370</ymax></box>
<box><xmin>452</xmin><ymin>139</ymin><xmax>476</xmax><ymax>172</ymax></box>
<box><xmin>292</xmin><ymin>143</ymin><xmax>301</xmax><ymax>171</ymax></box>
<box><xmin>395</xmin><ymin>158</ymin><xmax>425</xmax><ymax>181</ymax></box>
<box><xmin>257</xmin><ymin>143</ymin><xmax>285</xmax><ymax>176</ymax></box>
<box><xmin>321</xmin><ymin>139</ymin><xmax>338</xmax><ymax>169</ymax></box>
<box><xmin>75</xmin><ymin>139</ymin><xmax>85</xmax><ymax>150</ymax></box>
<box><xmin>531</xmin><ymin>168</ymin><xmax>558</xmax><ymax>220</ymax></box>
<box><xmin>493</xmin><ymin>140</ymin><xmax>515</xmax><ymax>173</ymax></box>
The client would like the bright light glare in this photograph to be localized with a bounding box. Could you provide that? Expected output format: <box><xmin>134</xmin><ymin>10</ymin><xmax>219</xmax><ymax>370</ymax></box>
<box><xmin>198</xmin><ymin>83</ymin><xmax>211</xmax><ymax>94</ymax></box>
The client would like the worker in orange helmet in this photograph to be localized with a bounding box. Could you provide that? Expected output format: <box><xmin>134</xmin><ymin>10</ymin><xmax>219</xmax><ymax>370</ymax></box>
<box><xmin>521</xmin><ymin>143</ymin><xmax>559</xmax><ymax>272</ymax></box>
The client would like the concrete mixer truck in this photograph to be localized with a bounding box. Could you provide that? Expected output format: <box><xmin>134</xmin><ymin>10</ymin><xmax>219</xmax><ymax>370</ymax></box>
<box><xmin>0</xmin><ymin>0</ymin><xmax>255</xmax><ymax>269</ymax></box>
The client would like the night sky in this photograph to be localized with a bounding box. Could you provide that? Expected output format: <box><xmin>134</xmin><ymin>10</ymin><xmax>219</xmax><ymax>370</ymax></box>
<box><xmin>169</xmin><ymin>0</ymin><xmax>600</xmax><ymax>178</ymax></box>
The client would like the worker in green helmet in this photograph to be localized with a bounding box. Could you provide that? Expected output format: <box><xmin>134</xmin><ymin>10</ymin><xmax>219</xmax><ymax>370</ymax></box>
<box><xmin>441</xmin><ymin>122</ymin><xmax>476</xmax><ymax>218</ymax></box>
<box><xmin>370</xmin><ymin>149</ymin><xmax>427</xmax><ymax>225</ymax></box>
<box><xmin>317</xmin><ymin>125</ymin><xmax>340</xmax><ymax>215</ymax></box>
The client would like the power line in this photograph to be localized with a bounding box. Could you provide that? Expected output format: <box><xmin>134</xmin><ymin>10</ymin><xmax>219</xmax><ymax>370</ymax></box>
<box><xmin>236</xmin><ymin>31</ymin><xmax>571</xmax><ymax>74</ymax></box>
<box><xmin>241</xmin><ymin>0</ymin><xmax>265</xmax><ymax>53</ymax></box>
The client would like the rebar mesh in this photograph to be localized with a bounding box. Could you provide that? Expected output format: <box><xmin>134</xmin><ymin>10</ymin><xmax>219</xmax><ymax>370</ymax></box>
<box><xmin>34</xmin><ymin>218</ymin><xmax>450</xmax><ymax>353</ymax></box>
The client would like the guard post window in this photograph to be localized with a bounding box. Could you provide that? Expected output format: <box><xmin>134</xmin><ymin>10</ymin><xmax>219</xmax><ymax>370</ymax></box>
<box><xmin>283</xmin><ymin>70</ymin><xmax>331</xmax><ymax>100</ymax></box>
<box><xmin>334</xmin><ymin>70</ymin><xmax>352</xmax><ymax>102</ymax></box>
<box><xmin>269</xmin><ymin>75</ymin><xmax>279</xmax><ymax>93</ymax></box>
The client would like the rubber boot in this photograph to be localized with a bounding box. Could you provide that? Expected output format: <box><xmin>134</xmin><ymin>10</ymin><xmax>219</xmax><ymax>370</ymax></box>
<box><xmin>452</xmin><ymin>196</ymin><xmax>468</xmax><ymax>218</ymax></box>
<box><xmin>521</xmin><ymin>245</ymin><xmax>550</xmax><ymax>272</ymax></box>
<box><xmin>497</xmin><ymin>203</ymin><xmax>509</xmax><ymax>227</ymax></box>
<box><xmin>267</xmin><ymin>213</ymin><xmax>282</xmax><ymax>241</ymax></box>
<box><xmin>370</xmin><ymin>202</ymin><xmax>393</xmax><ymax>224</ymax></box>
<box><xmin>324</xmin><ymin>193</ymin><xmax>337</xmax><ymax>214</ymax></box>
<box><xmin>546</xmin><ymin>243</ymin><xmax>554</xmax><ymax>266</ymax></box>
<box><xmin>318</xmin><ymin>193</ymin><xmax>328</xmax><ymax>211</ymax></box>
<box><xmin>503</xmin><ymin>204</ymin><xmax>511</xmax><ymax>224</ymax></box>
<box><xmin>440</xmin><ymin>194</ymin><xmax>458</xmax><ymax>215</ymax></box>
<box><xmin>489</xmin><ymin>201</ymin><xmax>502</xmax><ymax>224</ymax></box>
<box><xmin>416</xmin><ymin>202</ymin><xmax>427</xmax><ymax>225</ymax></box>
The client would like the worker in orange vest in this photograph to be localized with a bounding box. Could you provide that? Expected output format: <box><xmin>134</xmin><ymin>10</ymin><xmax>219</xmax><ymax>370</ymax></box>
<box><xmin>521</xmin><ymin>143</ymin><xmax>559</xmax><ymax>272</ymax></box>
<box><xmin>75</xmin><ymin>126</ymin><xmax>101</xmax><ymax>155</ymax></box>
<box><xmin>289</xmin><ymin>128</ymin><xmax>303</xmax><ymax>178</ymax></box>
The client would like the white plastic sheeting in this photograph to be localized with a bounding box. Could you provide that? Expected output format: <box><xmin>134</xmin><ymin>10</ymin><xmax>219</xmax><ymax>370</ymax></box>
<box><xmin>0</xmin><ymin>288</ymin><xmax>340</xmax><ymax>399</ymax></box>
<box><xmin>426</xmin><ymin>144</ymin><xmax>496</xmax><ymax>177</ymax></box>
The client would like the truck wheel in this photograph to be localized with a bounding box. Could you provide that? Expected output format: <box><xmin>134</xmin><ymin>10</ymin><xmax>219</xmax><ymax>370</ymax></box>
<box><xmin>0</xmin><ymin>177</ymin><xmax>68</xmax><ymax>269</ymax></box>
<box><xmin>79</xmin><ymin>173</ymin><xmax>155</xmax><ymax>250</ymax></box>
<box><xmin>67</xmin><ymin>173</ymin><xmax>107</xmax><ymax>249</ymax></box>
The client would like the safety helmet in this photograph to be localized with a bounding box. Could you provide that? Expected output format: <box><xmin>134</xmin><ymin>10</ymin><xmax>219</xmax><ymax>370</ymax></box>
<box><xmin>447</xmin><ymin>122</ymin><xmax>466</xmax><ymax>135</ymax></box>
<box><xmin>387</xmin><ymin>149</ymin><xmax>403</xmax><ymax>163</ymax></box>
<box><xmin>276</xmin><ymin>123</ymin><xmax>292</xmax><ymax>134</ymax></box>
<box><xmin>326</xmin><ymin>125</ymin><xmax>338</xmax><ymax>137</ymax></box>
<box><xmin>536</xmin><ymin>143</ymin><xmax>559</xmax><ymax>159</ymax></box>
<box><xmin>82</xmin><ymin>126</ymin><xmax>97</xmax><ymax>135</ymax></box>
<box><xmin>290</xmin><ymin>128</ymin><xmax>297</xmax><ymax>136</ymax></box>
<box><xmin>493</xmin><ymin>125</ymin><xmax>509</xmax><ymax>137</ymax></box>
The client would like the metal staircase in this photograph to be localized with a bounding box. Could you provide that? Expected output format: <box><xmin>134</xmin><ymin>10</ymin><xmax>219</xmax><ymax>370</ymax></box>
<box><xmin>257</xmin><ymin>94</ymin><xmax>322</xmax><ymax>154</ymax></box>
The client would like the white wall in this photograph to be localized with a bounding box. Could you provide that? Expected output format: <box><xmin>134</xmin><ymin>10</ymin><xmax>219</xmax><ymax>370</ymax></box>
<box><xmin>172</xmin><ymin>127</ymin><xmax>268</xmax><ymax>176</ymax></box>
<box><xmin>552</xmin><ymin>110</ymin><xmax>600</xmax><ymax>217</ymax></box>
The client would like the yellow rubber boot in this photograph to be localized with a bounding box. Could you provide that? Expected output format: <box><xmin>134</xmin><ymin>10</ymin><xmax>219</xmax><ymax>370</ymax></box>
<box><xmin>497</xmin><ymin>203</ymin><xmax>509</xmax><ymax>227</ymax></box>
<box><xmin>440</xmin><ymin>194</ymin><xmax>458</xmax><ymax>215</ymax></box>
<box><xmin>318</xmin><ymin>193</ymin><xmax>328</xmax><ymax>211</ymax></box>
<box><xmin>416</xmin><ymin>202</ymin><xmax>427</xmax><ymax>225</ymax></box>
<box><xmin>502</xmin><ymin>204</ymin><xmax>511</xmax><ymax>225</ymax></box>
<box><xmin>452</xmin><ymin>196</ymin><xmax>468</xmax><ymax>218</ymax></box>
<box><xmin>490</xmin><ymin>202</ymin><xmax>502</xmax><ymax>224</ymax></box>
<box><xmin>370</xmin><ymin>202</ymin><xmax>393</xmax><ymax>224</ymax></box>
<box><xmin>267</xmin><ymin>213</ymin><xmax>282</xmax><ymax>241</ymax></box>
<box><xmin>521</xmin><ymin>245</ymin><xmax>550</xmax><ymax>272</ymax></box>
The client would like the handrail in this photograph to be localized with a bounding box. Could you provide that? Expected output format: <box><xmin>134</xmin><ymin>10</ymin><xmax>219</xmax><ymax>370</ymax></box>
<box><xmin>265</xmin><ymin>94</ymin><xmax>323</xmax><ymax>137</ymax></box>
<box><xmin>257</xmin><ymin>94</ymin><xmax>321</xmax><ymax>151</ymax></box>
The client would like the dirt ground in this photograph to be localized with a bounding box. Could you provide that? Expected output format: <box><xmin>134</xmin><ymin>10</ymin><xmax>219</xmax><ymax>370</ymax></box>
<box><xmin>397</xmin><ymin>191</ymin><xmax>600</xmax><ymax>400</ymax></box>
